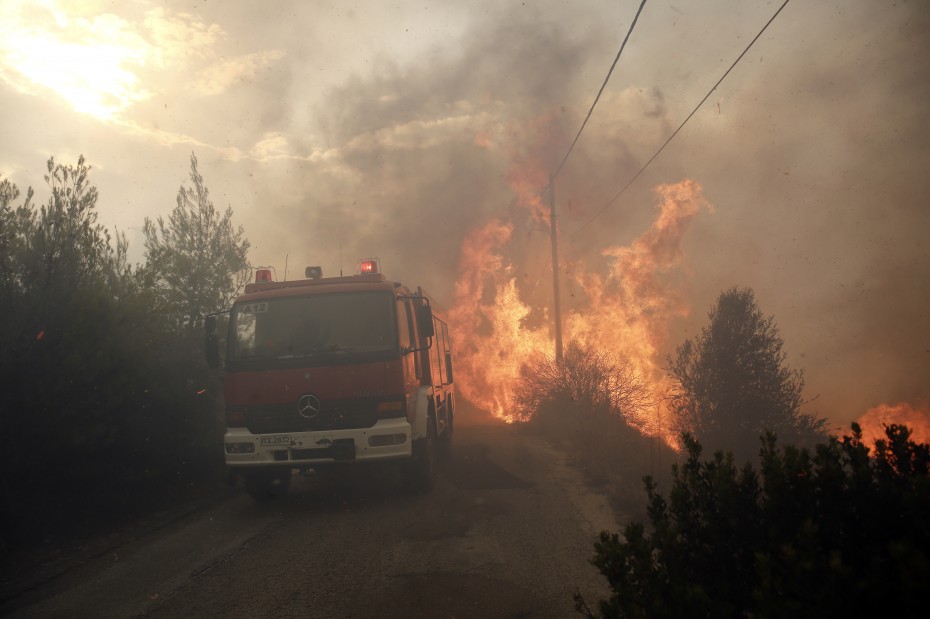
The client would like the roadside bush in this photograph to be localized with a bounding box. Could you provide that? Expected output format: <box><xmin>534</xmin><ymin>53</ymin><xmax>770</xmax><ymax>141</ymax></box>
<box><xmin>0</xmin><ymin>158</ymin><xmax>228</xmax><ymax>548</ymax></box>
<box><xmin>576</xmin><ymin>424</ymin><xmax>930</xmax><ymax>619</ymax></box>
<box><xmin>514</xmin><ymin>342</ymin><xmax>674</xmax><ymax>516</ymax></box>
<box><xmin>514</xmin><ymin>341</ymin><xmax>649</xmax><ymax>425</ymax></box>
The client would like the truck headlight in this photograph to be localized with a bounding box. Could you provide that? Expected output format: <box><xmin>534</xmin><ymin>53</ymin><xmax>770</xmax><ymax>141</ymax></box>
<box><xmin>225</xmin><ymin>442</ymin><xmax>255</xmax><ymax>454</ymax></box>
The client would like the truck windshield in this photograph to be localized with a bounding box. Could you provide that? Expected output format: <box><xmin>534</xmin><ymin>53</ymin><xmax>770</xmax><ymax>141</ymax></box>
<box><xmin>229</xmin><ymin>291</ymin><xmax>395</xmax><ymax>361</ymax></box>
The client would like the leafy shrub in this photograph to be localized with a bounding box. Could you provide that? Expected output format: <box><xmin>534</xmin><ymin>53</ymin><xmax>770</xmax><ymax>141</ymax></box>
<box><xmin>0</xmin><ymin>156</ymin><xmax>233</xmax><ymax>547</ymax></box>
<box><xmin>576</xmin><ymin>424</ymin><xmax>930</xmax><ymax>618</ymax></box>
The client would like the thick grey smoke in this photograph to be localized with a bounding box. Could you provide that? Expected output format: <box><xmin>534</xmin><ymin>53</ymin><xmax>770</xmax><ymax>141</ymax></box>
<box><xmin>2</xmin><ymin>0</ymin><xmax>926</xmax><ymax>429</ymax></box>
<box><xmin>237</xmin><ymin>0</ymin><xmax>930</xmax><ymax>428</ymax></box>
<box><xmin>240</xmin><ymin>3</ymin><xmax>611</xmax><ymax>295</ymax></box>
<box><xmin>225</xmin><ymin>2</ymin><xmax>930</xmax><ymax>432</ymax></box>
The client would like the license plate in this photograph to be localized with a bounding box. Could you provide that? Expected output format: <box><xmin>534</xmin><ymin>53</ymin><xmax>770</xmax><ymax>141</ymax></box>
<box><xmin>260</xmin><ymin>435</ymin><xmax>291</xmax><ymax>447</ymax></box>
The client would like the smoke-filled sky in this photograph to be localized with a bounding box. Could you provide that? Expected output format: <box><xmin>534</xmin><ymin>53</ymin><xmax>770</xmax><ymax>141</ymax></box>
<box><xmin>1</xmin><ymin>0</ymin><xmax>928</xmax><ymax>430</ymax></box>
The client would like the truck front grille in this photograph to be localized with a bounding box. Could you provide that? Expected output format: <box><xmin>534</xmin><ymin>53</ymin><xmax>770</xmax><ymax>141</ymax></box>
<box><xmin>237</xmin><ymin>397</ymin><xmax>401</xmax><ymax>434</ymax></box>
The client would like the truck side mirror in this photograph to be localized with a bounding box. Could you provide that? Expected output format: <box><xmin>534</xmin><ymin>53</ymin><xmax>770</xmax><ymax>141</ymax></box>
<box><xmin>417</xmin><ymin>303</ymin><xmax>434</xmax><ymax>339</ymax></box>
<box><xmin>205</xmin><ymin>315</ymin><xmax>221</xmax><ymax>369</ymax></box>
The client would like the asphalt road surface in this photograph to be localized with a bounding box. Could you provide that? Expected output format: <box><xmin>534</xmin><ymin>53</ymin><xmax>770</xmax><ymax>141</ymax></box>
<box><xmin>2</xmin><ymin>416</ymin><xmax>620</xmax><ymax>618</ymax></box>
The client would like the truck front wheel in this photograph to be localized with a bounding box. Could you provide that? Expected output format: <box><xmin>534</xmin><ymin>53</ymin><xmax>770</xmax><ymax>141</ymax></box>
<box><xmin>243</xmin><ymin>468</ymin><xmax>292</xmax><ymax>501</ymax></box>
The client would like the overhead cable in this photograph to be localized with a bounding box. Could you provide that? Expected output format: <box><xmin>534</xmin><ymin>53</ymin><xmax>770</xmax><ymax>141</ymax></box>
<box><xmin>571</xmin><ymin>0</ymin><xmax>792</xmax><ymax>238</ymax></box>
<box><xmin>549</xmin><ymin>0</ymin><xmax>649</xmax><ymax>186</ymax></box>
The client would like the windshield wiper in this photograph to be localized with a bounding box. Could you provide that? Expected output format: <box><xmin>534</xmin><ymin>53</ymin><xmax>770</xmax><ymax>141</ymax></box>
<box><xmin>295</xmin><ymin>344</ymin><xmax>356</xmax><ymax>356</ymax></box>
<box><xmin>323</xmin><ymin>344</ymin><xmax>355</xmax><ymax>353</ymax></box>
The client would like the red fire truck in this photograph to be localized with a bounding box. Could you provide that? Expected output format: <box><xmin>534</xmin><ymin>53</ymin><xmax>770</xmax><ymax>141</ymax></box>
<box><xmin>205</xmin><ymin>260</ymin><xmax>455</xmax><ymax>500</ymax></box>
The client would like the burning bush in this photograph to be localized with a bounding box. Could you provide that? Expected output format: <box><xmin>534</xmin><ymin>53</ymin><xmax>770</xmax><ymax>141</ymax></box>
<box><xmin>576</xmin><ymin>423</ymin><xmax>930</xmax><ymax>618</ymax></box>
<box><xmin>512</xmin><ymin>341</ymin><xmax>674</xmax><ymax>508</ymax></box>
<box><xmin>513</xmin><ymin>341</ymin><xmax>650</xmax><ymax>425</ymax></box>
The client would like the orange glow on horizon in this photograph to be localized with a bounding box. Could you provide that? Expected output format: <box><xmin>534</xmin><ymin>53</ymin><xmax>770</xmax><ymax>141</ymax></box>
<box><xmin>855</xmin><ymin>402</ymin><xmax>930</xmax><ymax>447</ymax></box>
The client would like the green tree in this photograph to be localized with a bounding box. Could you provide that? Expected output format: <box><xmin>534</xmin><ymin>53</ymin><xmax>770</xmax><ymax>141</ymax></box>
<box><xmin>143</xmin><ymin>152</ymin><xmax>250</xmax><ymax>330</ymax></box>
<box><xmin>0</xmin><ymin>177</ymin><xmax>33</xmax><ymax>323</ymax></box>
<box><xmin>668</xmin><ymin>287</ymin><xmax>825</xmax><ymax>459</ymax></box>
<box><xmin>576</xmin><ymin>425</ymin><xmax>930</xmax><ymax>619</ymax></box>
<box><xmin>0</xmin><ymin>157</ymin><xmax>149</xmax><ymax>460</ymax></box>
<box><xmin>0</xmin><ymin>156</ymin><xmax>116</xmax><ymax>361</ymax></box>
<box><xmin>0</xmin><ymin>157</ymin><xmax>225</xmax><ymax>547</ymax></box>
<box><xmin>1</xmin><ymin>157</ymin><xmax>128</xmax><ymax>527</ymax></box>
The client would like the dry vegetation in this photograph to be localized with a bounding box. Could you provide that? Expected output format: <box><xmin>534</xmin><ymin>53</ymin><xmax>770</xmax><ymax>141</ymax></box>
<box><xmin>514</xmin><ymin>342</ymin><xmax>676</xmax><ymax>520</ymax></box>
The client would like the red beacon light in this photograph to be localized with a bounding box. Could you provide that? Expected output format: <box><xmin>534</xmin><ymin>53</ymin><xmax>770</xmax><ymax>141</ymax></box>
<box><xmin>358</xmin><ymin>258</ymin><xmax>380</xmax><ymax>274</ymax></box>
<box><xmin>255</xmin><ymin>268</ymin><xmax>273</xmax><ymax>283</ymax></box>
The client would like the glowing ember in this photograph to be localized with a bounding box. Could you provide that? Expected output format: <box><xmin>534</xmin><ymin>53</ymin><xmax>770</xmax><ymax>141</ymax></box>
<box><xmin>855</xmin><ymin>402</ymin><xmax>930</xmax><ymax>447</ymax></box>
<box><xmin>448</xmin><ymin>167</ymin><xmax>712</xmax><ymax>445</ymax></box>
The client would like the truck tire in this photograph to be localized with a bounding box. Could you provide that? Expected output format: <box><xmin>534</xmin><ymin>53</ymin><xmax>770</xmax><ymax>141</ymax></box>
<box><xmin>244</xmin><ymin>468</ymin><xmax>291</xmax><ymax>501</ymax></box>
<box><xmin>405</xmin><ymin>418</ymin><xmax>436</xmax><ymax>493</ymax></box>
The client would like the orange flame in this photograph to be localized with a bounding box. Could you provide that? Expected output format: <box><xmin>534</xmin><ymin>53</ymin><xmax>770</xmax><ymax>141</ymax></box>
<box><xmin>447</xmin><ymin>220</ymin><xmax>552</xmax><ymax>422</ymax></box>
<box><xmin>504</xmin><ymin>159</ymin><xmax>549</xmax><ymax>224</ymax></box>
<box><xmin>855</xmin><ymin>402</ymin><xmax>930</xmax><ymax>447</ymax></box>
<box><xmin>566</xmin><ymin>179</ymin><xmax>711</xmax><ymax>438</ymax></box>
<box><xmin>448</xmin><ymin>170</ymin><xmax>711</xmax><ymax>444</ymax></box>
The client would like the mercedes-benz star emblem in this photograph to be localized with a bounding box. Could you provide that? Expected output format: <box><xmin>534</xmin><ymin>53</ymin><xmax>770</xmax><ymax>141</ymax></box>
<box><xmin>297</xmin><ymin>394</ymin><xmax>321</xmax><ymax>419</ymax></box>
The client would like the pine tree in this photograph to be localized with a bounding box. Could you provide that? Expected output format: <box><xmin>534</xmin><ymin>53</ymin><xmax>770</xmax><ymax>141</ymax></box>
<box><xmin>668</xmin><ymin>287</ymin><xmax>825</xmax><ymax>459</ymax></box>
<box><xmin>143</xmin><ymin>152</ymin><xmax>250</xmax><ymax>330</ymax></box>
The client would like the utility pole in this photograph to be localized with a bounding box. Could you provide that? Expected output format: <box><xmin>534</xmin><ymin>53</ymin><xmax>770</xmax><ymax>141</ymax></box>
<box><xmin>549</xmin><ymin>174</ymin><xmax>564</xmax><ymax>365</ymax></box>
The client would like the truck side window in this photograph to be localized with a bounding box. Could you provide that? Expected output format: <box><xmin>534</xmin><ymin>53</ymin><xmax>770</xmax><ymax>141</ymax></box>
<box><xmin>234</xmin><ymin>309</ymin><xmax>257</xmax><ymax>357</ymax></box>
<box><xmin>406</xmin><ymin>300</ymin><xmax>421</xmax><ymax>379</ymax></box>
<box><xmin>396</xmin><ymin>299</ymin><xmax>412</xmax><ymax>351</ymax></box>
<box><xmin>442</xmin><ymin>322</ymin><xmax>452</xmax><ymax>384</ymax></box>
<box><xmin>434</xmin><ymin>318</ymin><xmax>444</xmax><ymax>384</ymax></box>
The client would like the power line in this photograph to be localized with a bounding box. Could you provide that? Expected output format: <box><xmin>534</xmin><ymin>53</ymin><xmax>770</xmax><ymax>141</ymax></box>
<box><xmin>549</xmin><ymin>0</ymin><xmax>648</xmax><ymax>186</ymax></box>
<box><xmin>571</xmin><ymin>0</ymin><xmax>792</xmax><ymax>238</ymax></box>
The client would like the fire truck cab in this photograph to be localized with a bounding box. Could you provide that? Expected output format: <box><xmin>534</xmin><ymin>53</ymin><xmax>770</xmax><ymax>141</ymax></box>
<box><xmin>205</xmin><ymin>261</ymin><xmax>455</xmax><ymax>500</ymax></box>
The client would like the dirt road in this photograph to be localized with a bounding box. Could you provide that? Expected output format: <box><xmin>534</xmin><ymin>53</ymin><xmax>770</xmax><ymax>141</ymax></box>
<box><xmin>2</xmin><ymin>418</ymin><xmax>620</xmax><ymax>618</ymax></box>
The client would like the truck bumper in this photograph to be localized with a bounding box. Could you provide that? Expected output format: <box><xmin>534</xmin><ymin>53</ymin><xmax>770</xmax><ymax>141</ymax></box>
<box><xmin>223</xmin><ymin>417</ymin><xmax>413</xmax><ymax>468</ymax></box>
